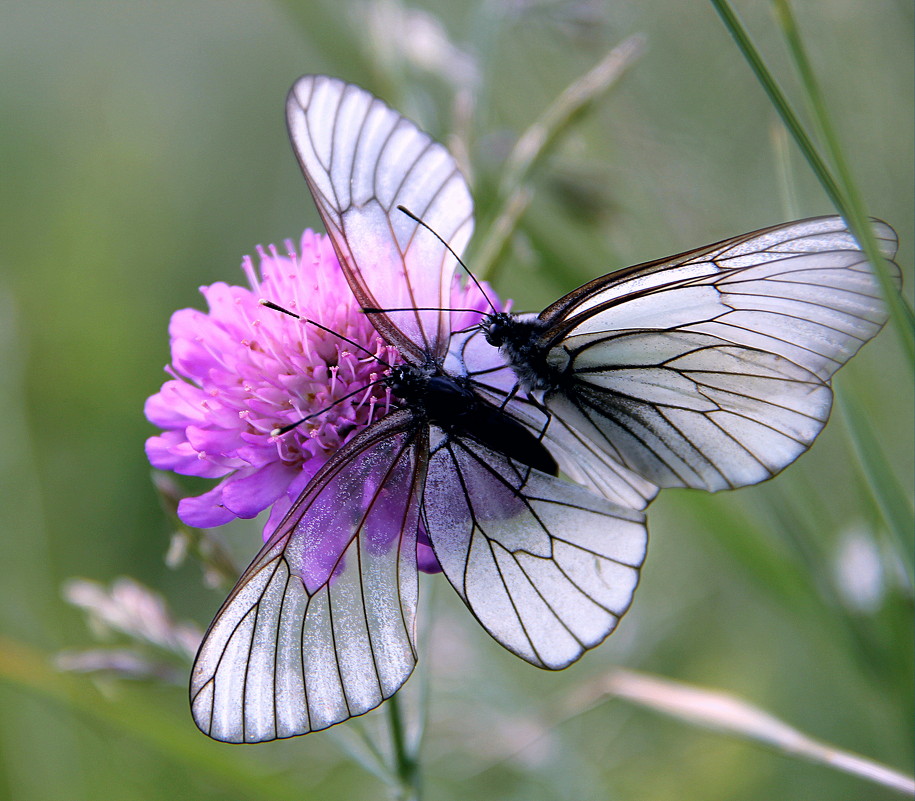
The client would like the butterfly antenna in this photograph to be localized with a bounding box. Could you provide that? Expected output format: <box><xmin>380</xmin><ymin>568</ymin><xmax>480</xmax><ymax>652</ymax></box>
<box><xmin>361</xmin><ymin>306</ymin><xmax>489</xmax><ymax>315</ymax></box>
<box><xmin>259</xmin><ymin>299</ymin><xmax>393</xmax><ymax>369</ymax></box>
<box><xmin>396</xmin><ymin>204</ymin><xmax>499</xmax><ymax>315</ymax></box>
<box><xmin>269</xmin><ymin>376</ymin><xmax>389</xmax><ymax>436</ymax></box>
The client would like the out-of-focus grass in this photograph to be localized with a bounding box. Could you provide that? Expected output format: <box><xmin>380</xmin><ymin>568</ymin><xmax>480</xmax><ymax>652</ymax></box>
<box><xmin>0</xmin><ymin>1</ymin><xmax>911</xmax><ymax>800</ymax></box>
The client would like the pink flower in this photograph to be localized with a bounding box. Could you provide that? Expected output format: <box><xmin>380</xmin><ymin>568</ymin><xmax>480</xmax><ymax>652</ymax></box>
<box><xmin>145</xmin><ymin>229</ymin><xmax>501</xmax><ymax>574</ymax></box>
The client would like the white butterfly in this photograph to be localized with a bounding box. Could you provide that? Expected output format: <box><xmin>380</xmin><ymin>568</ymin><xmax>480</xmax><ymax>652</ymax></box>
<box><xmin>190</xmin><ymin>75</ymin><xmax>648</xmax><ymax>743</ymax></box>
<box><xmin>482</xmin><ymin>215</ymin><xmax>900</xmax><ymax>492</ymax></box>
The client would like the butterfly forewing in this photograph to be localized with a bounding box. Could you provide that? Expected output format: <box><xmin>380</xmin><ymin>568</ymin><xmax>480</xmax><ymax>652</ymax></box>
<box><xmin>540</xmin><ymin>217</ymin><xmax>899</xmax><ymax>381</ymax></box>
<box><xmin>287</xmin><ymin>75</ymin><xmax>474</xmax><ymax>362</ymax></box>
<box><xmin>191</xmin><ymin>412</ymin><xmax>425</xmax><ymax>742</ymax></box>
<box><xmin>423</xmin><ymin>431</ymin><xmax>647</xmax><ymax>669</ymax></box>
<box><xmin>520</xmin><ymin>217</ymin><xmax>900</xmax><ymax>491</ymax></box>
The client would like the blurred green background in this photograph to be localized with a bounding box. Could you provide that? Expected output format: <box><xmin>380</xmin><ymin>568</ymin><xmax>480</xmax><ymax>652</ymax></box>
<box><xmin>1</xmin><ymin>1</ymin><xmax>912</xmax><ymax>799</ymax></box>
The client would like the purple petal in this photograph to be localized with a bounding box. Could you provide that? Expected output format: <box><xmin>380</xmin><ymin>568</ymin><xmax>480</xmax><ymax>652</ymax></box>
<box><xmin>144</xmin><ymin>380</ymin><xmax>208</xmax><ymax>428</ymax></box>
<box><xmin>221</xmin><ymin>461</ymin><xmax>299</xmax><ymax>519</ymax></box>
<box><xmin>145</xmin><ymin>432</ymin><xmax>232</xmax><ymax>478</ymax></box>
<box><xmin>178</xmin><ymin>483</ymin><xmax>238</xmax><ymax>528</ymax></box>
<box><xmin>185</xmin><ymin>425</ymin><xmax>246</xmax><ymax>462</ymax></box>
<box><xmin>171</xmin><ymin>335</ymin><xmax>224</xmax><ymax>380</ymax></box>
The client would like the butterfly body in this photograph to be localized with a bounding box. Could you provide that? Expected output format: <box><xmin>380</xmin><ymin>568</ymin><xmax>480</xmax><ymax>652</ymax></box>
<box><xmin>386</xmin><ymin>363</ymin><xmax>559</xmax><ymax>476</ymax></box>
<box><xmin>483</xmin><ymin>312</ymin><xmax>559</xmax><ymax>391</ymax></box>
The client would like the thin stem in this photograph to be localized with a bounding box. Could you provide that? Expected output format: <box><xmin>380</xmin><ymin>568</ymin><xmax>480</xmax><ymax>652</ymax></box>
<box><xmin>474</xmin><ymin>35</ymin><xmax>644</xmax><ymax>281</ymax></box>
<box><xmin>386</xmin><ymin>693</ymin><xmax>421</xmax><ymax>801</ymax></box>
<box><xmin>709</xmin><ymin>0</ymin><xmax>914</xmax><ymax>366</ymax></box>
<box><xmin>591</xmin><ymin>669</ymin><xmax>915</xmax><ymax>796</ymax></box>
<box><xmin>708</xmin><ymin>0</ymin><xmax>841</xmax><ymax>205</ymax></box>
<box><xmin>772</xmin><ymin>0</ymin><xmax>914</xmax><ymax>365</ymax></box>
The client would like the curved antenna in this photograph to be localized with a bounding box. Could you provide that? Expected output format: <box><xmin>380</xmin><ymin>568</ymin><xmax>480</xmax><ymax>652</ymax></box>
<box><xmin>258</xmin><ymin>298</ymin><xmax>394</xmax><ymax>437</ymax></box>
<box><xmin>269</xmin><ymin>376</ymin><xmax>389</xmax><ymax>436</ymax></box>
<box><xmin>259</xmin><ymin>299</ymin><xmax>393</xmax><ymax>368</ymax></box>
<box><xmin>396</xmin><ymin>205</ymin><xmax>499</xmax><ymax>315</ymax></box>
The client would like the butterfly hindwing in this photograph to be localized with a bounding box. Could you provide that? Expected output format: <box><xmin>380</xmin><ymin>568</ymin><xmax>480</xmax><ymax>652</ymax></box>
<box><xmin>546</xmin><ymin>330</ymin><xmax>833</xmax><ymax>491</ymax></box>
<box><xmin>423</xmin><ymin>430</ymin><xmax>647</xmax><ymax>669</ymax></box>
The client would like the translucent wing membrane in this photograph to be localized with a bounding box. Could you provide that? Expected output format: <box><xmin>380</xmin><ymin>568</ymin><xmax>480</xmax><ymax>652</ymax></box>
<box><xmin>191</xmin><ymin>413</ymin><xmax>425</xmax><ymax>742</ymax></box>
<box><xmin>524</xmin><ymin>216</ymin><xmax>900</xmax><ymax>491</ymax></box>
<box><xmin>424</xmin><ymin>431</ymin><xmax>647</xmax><ymax>669</ymax></box>
<box><xmin>548</xmin><ymin>331</ymin><xmax>832</xmax><ymax>491</ymax></box>
<box><xmin>447</xmin><ymin>327</ymin><xmax>659</xmax><ymax>509</ymax></box>
<box><xmin>542</xmin><ymin>217</ymin><xmax>900</xmax><ymax>381</ymax></box>
<box><xmin>287</xmin><ymin>75</ymin><xmax>474</xmax><ymax>362</ymax></box>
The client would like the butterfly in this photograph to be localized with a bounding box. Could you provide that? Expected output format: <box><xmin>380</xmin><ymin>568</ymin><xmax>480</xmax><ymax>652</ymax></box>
<box><xmin>190</xmin><ymin>75</ymin><xmax>648</xmax><ymax>743</ymax></box>
<box><xmin>481</xmin><ymin>215</ymin><xmax>900</xmax><ymax>493</ymax></box>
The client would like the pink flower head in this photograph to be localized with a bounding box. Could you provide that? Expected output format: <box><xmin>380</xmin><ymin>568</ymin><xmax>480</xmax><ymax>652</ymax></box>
<box><xmin>145</xmin><ymin>229</ymin><xmax>502</xmax><ymax>575</ymax></box>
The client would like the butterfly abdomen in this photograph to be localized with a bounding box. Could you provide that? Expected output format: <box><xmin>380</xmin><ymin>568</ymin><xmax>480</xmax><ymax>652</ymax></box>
<box><xmin>387</xmin><ymin>364</ymin><xmax>558</xmax><ymax>476</ymax></box>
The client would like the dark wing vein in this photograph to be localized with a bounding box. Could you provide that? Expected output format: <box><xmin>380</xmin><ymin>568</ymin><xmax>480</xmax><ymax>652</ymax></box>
<box><xmin>191</xmin><ymin>411</ymin><xmax>424</xmax><ymax>742</ymax></box>
<box><xmin>424</xmin><ymin>428</ymin><xmax>646</xmax><ymax>670</ymax></box>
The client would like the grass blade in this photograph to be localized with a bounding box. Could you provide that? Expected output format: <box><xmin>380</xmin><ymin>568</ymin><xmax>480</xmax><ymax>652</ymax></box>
<box><xmin>709</xmin><ymin>0</ymin><xmax>913</xmax><ymax>365</ymax></box>
<box><xmin>572</xmin><ymin>668</ymin><xmax>915</xmax><ymax>796</ymax></box>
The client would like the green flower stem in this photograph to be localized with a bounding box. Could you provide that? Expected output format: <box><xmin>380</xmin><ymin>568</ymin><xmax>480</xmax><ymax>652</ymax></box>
<box><xmin>771</xmin><ymin>0</ymin><xmax>914</xmax><ymax>365</ymax></box>
<box><xmin>709</xmin><ymin>0</ymin><xmax>914</xmax><ymax>365</ymax></box>
<box><xmin>708</xmin><ymin>0</ymin><xmax>841</xmax><ymax>203</ymax></box>
<box><xmin>387</xmin><ymin>692</ymin><xmax>421</xmax><ymax>801</ymax></box>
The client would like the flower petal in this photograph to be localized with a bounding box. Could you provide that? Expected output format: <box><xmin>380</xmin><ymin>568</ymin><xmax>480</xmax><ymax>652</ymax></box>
<box><xmin>145</xmin><ymin>431</ymin><xmax>233</xmax><ymax>478</ymax></box>
<box><xmin>177</xmin><ymin>483</ymin><xmax>238</xmax><ymax>528</ymax></box>
<box><xmin>221</xmin><ymin>461</ymin><xmax>300</xmax><ymax>519</ymax></box>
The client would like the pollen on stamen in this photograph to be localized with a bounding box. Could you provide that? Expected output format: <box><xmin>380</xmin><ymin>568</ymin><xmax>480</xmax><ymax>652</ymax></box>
<box><xmin>358</xmin><ymin>384</ymin><xmax>375</xmax><ymax>408</ymax></box>
<box><xmin>340</xmin><ymin>351</ymin><xmax>357</xmax><ymax>381</ymax></box>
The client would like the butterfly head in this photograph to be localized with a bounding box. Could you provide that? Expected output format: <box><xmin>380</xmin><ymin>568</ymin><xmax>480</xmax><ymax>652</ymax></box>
<box><xmin>481</xmin><ymin>312</ymin><xmax>555</xmax><ymax>392</ymax></box>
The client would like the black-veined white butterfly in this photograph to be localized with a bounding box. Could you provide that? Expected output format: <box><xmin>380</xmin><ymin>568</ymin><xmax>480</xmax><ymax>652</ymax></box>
<box><xmin>482</xmin><ymin>215</ymin><xmax>900</xmax><ymax>492</ymax></box>
<box><xmin>190</xmin><ymin>75</ymin><xmax>648</xmax><ymax>743</ymax></box>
